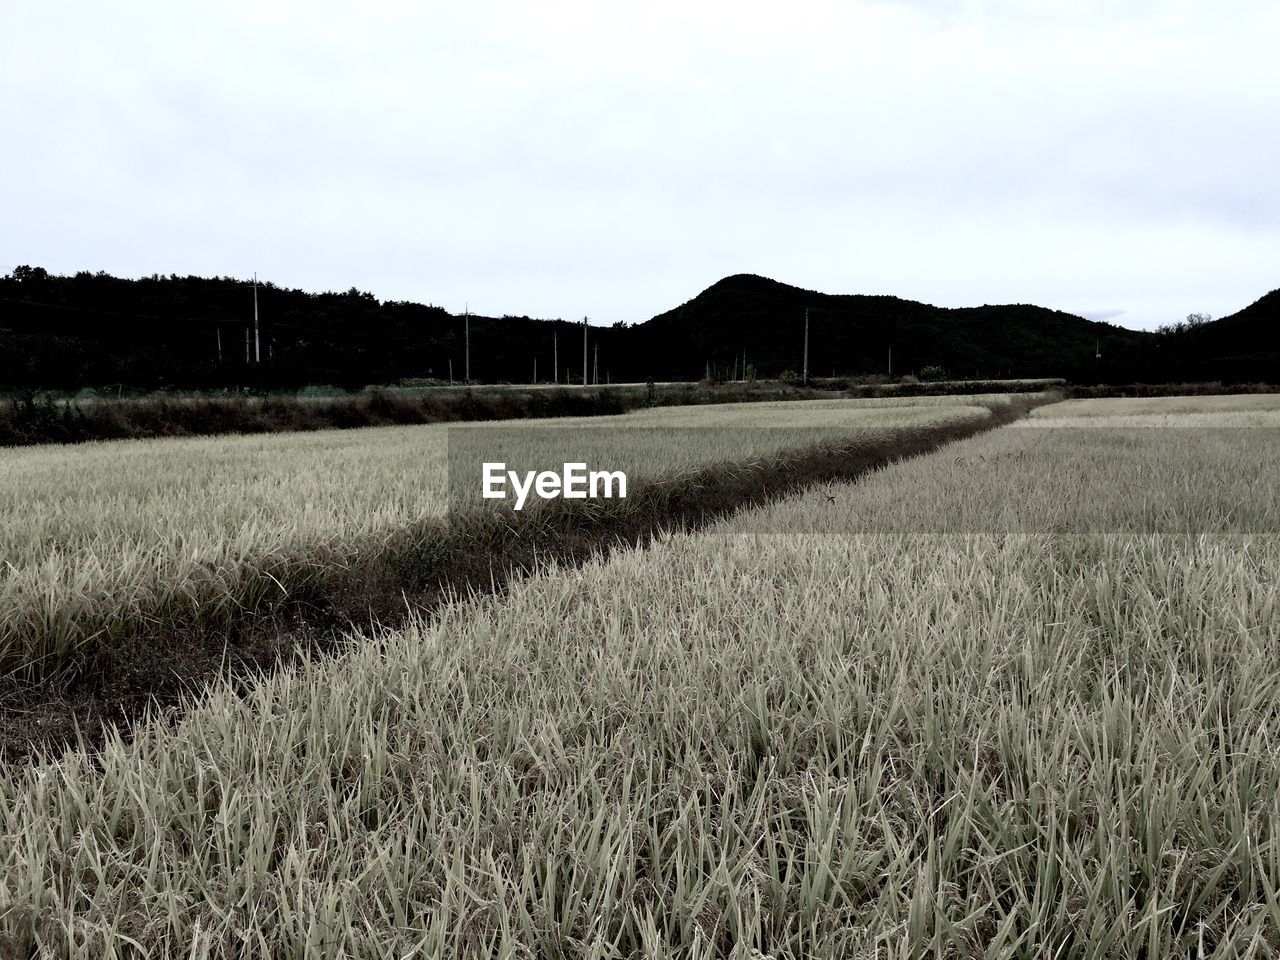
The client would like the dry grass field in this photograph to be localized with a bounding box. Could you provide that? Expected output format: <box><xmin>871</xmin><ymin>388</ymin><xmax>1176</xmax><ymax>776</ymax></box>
<box><xmin>2</xmin><ymin>393</ymin><xmax>1277</xmax><ymax>957</ymax></box>
<box><xmin>1026</xmin><ymin>393</ymin><xmax>1280</xmax><ymax>426</ymax></box>
<box><xmin>0</xmin><ymin>396</ymin><xmax>1002</xmax><ymax>680</ymax></box>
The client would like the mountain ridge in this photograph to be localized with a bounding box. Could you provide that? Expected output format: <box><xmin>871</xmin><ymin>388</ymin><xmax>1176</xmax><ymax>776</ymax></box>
<box><xmin>638</xmin><ymin>272</ymin><xmax>1149</xmax><ymax>381</ymax></box>
<box><xmin>0</xmin><ymin>265</ymin><xmax>1274</xmax><ymax>387</ymax></box>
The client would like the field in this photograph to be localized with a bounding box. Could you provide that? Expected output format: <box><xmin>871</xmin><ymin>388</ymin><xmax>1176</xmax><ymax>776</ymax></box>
<box><xmin>1027</xmin><ymin>393</ymin><xmax>1280</xmax><ymax>426</ymax></box>
<box><xmin>0</xmin><ymin>380</ymin><xmax>854</xmax><ymax>449</ymax></box>
<box><xmin>0</xmin><ymin>379</ymin><xmax>1064</xmax><ymax>448</ymax></box>
<box><xmin>3</xmin><ymin>392</ymin><xmax>1277</xmax><ymax>957</ymax></box>
<box><xmin>0</xmin><ymin>396</ymin><xmax>1007</xmax><ymax>682</ymax></box>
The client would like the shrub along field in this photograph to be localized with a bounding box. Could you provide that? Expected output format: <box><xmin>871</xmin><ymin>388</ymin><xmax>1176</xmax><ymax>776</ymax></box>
<box><xmin>0</xmin><ymin>379</ymin><xmax>1059</xmax><ymax>448</ymax></box>
<box><xmin>2</xmin><ymin>394</ymin><xmax>1276</xmax><ymax>957</ymax></box>
<box><xmin>0</xmin><ymin>396</ymin><xmax>1005</xmax><ymax>682</ymax></box>
<box><xmin>0</xmin><ymin>381</ymin><xmax>873</xmax><ymax>448</ymax></box>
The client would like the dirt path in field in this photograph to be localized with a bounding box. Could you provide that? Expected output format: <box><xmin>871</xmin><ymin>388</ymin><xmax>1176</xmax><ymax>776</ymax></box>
<box><xmin>0</xmin><ymin>394</ymin><xmax>1060</xmax><ymax>763</ymax></box>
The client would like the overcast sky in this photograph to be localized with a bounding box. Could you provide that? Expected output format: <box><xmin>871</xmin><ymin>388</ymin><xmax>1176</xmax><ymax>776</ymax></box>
<box><xmin>3</xmin><ymin>0</ymin><xmax>1278</xmax><ymax>329</ymax></box>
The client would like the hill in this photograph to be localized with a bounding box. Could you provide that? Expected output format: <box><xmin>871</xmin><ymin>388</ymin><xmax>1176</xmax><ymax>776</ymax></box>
<box><xmin>635</xmin><ymin>274</ymin><xmax>1151</xmax><ymax>382</ymax></box>
<box><xmin>1172</xmin><ymin>288</ymin><xmax>1280</xmax><ymax>381</ymax></box>
<box><xmin>0</xmin><ymin>266</ymin><xmax>585</xmax><ymax>389</ymax></box>
<box><xmin>2</xmin><ymin>265</ymin><xmax>1276</xmax><ymax>388</ymax></box>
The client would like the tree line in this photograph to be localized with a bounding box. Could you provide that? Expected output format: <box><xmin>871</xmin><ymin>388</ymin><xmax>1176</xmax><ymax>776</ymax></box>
<box><xmin>0</xmin><ymin>267</ymin><xmax>1274</xmax><ymax>389</ymax></box>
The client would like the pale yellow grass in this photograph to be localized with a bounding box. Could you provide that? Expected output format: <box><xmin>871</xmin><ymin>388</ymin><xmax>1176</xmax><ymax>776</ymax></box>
<box><xmin>1026</xmin><ymin>392</ymin><xmax>1280</xmax><ymax>426</ymax></box>
<box><xmin>2</xmin><ymin>395</ymin><xmax>1276</xmax><ymax>956</ymax></box>
<box><xmin>0</xmin><ymin>397</ymin><xmax>992</xmax><ymax>675</ymax></box>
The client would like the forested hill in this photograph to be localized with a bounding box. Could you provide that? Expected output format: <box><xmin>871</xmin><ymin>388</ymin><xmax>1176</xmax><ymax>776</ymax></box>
<box><xmin>0</xmin><ymin>266</ymin><xmax>585</xmax><ymax>389</ymax></box>
<box><xmin>1171</xmin><ymin>288</ymin><xmax>1280</xmax><ymax>382</ymax></box>
<box><xmin>0</xmin><ymin>265</ymin><xmax>1273</xmax><ymax>388</ymax></box>
<box><xmin>638</xmin><ymin>274</ymin><xmax>1150</xmax><ymax>382</ymax></box>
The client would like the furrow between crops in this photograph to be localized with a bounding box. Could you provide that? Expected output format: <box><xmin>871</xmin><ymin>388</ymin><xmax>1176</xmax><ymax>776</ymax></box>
<box><xmin>0</xmin><ymin>393</ymin><xmax>1060</xmax><ymax>761</ymax></box>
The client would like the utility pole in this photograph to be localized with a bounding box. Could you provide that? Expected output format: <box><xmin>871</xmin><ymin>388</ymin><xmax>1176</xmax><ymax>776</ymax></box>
<box><xmin>888</xmin><ymin>344</ymin><xmax>892</xmax><ymax>380</ymax></box>
<box><xmin>245</xmin><ymin>326</ymin><xmax>251</xmax><ymax>364</ymax></box>
<box><xmin>253</xmin><ymin>273</ymin><xmax>261</xmax><ymax>364</ymax></box>
<box><xmin>448</xmin><ymin>358</ymin><xmax>453</xmax><ymax>384</ymax></box>
<box><xmin>464</xmin><ymin>304</ymin><xmax>470</xmax><ymax>383</ymax></box>
<box><xmin>533</xmin><ymin>355</ymin><xmax>537</xmax><ymax>384</ymax></box>
<box><xmin>216</xmin><ymin>324</ymin><xmax>223</xmax><ymax>365</ymax></box>
<box><xmin>802</xmin><ymin>306</ymin><xmax>810</xmax><ymax>385</ymax></box>
<box><xmin>553</xmin><ymin>329</ymin><xmax>558</xmax><ymax>385</ymax></box>
<box><xmin>593</xmin><ymin>343</ymin><xmax>599</xmax><ymax>385</ymax></box>
<box><xmin>582</xmin><ymin>316</ymin><xmax>588</xmax><ymax>387</ymax></box>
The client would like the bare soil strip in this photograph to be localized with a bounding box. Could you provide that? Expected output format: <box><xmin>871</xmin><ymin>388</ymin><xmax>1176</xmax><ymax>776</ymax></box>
<box><xmin>0</xmin><ymin>395</ymin><xmax>1056</xmax><ymax>762</ymax></box>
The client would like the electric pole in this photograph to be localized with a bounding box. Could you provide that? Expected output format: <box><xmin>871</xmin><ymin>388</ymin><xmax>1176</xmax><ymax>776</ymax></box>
<box><xmin>888</xmin><ymin>344</ymin><xmax>892</xmax><ymax>380</ymax></box>
<box><xmin>216</xmin><ymin>324</ymin><xmax>223</xmax><ymax>365</ymax></box>
<box><xmin>593</xmin><ymin>343</ymin><xmax>599</xmax><ymax>385</ymax></box>
<box><xmin>533</xmin><ymin>355</ymin><xmax>537</xmax><ymax>384</ymax></box>
<box><xmin>553</xmin><ymin>329</ymin><xmax>559</xmax><ymax>385</ymax></box>
<box><xmin>802</xmin><ymin>306</ymin><xmax>810</xmax><ymax>385</ymax></box>
<box><xmin>464</xmin><ymin>304</ymin><xmax>470</xmax><ymax>383</ymax></box>
<box><xmin>582</xmin><ymin>316</ymin><xmax>588</xmax><ymax>387</ymax></box>
<box><xmin>253</xmin><ymin>273</ymin><xmax>261</xmax><ymax>364</ymax></box>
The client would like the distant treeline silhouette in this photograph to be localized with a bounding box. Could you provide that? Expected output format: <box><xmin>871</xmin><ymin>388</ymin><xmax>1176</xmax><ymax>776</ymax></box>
<box><xmin>1</xmin><ymin>266</ymin><xmax>1275</xmax><ymax>388</ymax></box>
